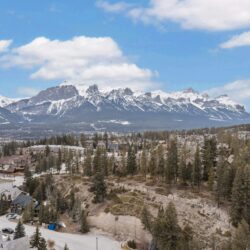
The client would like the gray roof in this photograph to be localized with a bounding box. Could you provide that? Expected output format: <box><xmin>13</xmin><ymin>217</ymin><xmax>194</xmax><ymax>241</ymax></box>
<box><xmin>12</xmin><ymin>194</ymin><xmax>32</xmax><ymax>208</ymax></box>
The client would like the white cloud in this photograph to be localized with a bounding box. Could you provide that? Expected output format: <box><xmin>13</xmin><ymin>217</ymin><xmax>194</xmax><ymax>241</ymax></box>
<box><xmin>0</xmin><ymin>36</ymin><xmax>157</xmax><ymax>91</ymax></box>
<box><xmin>100</xmin><ymin>0</ymin><xmax>250</xmax><ymax>31</ymax></box>
<box><xmin>17</xmin><ymin>87</ymin><xmax>40</xmax><ymax>97</ymax></box>
<box><xmin>0</xmin><ymin>40</ymin><xmax>12</xmax><ymax>53</ymax></box>
<box><xmin>220</xmin><ymin>31</ymin><xmax>250</xmax><ymax>49</ymax></box>
<box><xmin>96</xmin><ymin>1</ymin><xmax>132</xmax><ymax>13</ymax></box>
<box><xmin>206</xmin><ymin>80</ymin><xmax>250</xmax><ymax>107</ymax></box>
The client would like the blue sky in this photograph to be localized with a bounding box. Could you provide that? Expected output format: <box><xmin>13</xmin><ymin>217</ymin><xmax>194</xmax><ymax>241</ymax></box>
<box><xmin>0</xmin><ymin>0</ymin><xmax>250</xmax><ymax>109</ymax></box>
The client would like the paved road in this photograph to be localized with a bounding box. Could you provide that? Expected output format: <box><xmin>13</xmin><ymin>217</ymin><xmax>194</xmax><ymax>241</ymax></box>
<box><xmin>0</xmin><ymin>216</ymin><xmax>121</xmax><ymax>250</ymax></box>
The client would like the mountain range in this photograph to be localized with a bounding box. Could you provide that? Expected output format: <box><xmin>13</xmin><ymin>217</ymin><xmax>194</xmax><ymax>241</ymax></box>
<box><xmin>0</xmin><ymin>83</ymin><xmax>249</xmax><ymax>137</ymax></box>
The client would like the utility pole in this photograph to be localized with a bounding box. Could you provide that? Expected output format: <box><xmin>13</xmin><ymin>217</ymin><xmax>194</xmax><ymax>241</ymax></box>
<box><xmin>96</xmin><ymin>237</ymin><xmax>98</xmax><ymax>250</ymax></box>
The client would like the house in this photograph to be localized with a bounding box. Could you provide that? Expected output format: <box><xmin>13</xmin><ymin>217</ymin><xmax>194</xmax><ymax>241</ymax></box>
<box><xmin>11</xmin><ymin>193</ymin><xmax>33</xmax><ymax>214</ymax></box>
<box><xmin>108</xmin><ymin>141</ymin><xmax>119</xmax><ymax>152</ymax></box>
<box><xmin>0</xmin><ymin>155</ymin><xmax>30</xmax><ymax>174</ymax></box>
<box><xmin>0</xmin><ymin>184</ymin><xmax>24</xmax><ymax>201</ymax></box>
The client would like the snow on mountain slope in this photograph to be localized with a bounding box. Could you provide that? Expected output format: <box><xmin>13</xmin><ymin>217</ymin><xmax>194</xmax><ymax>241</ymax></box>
<box><xmin>1</xmin><ymin>84</ymin><xmax>249</xmax><ymax>130</ymax></box>
<box><xmin>0</xmin><ymin>95</ymin><xmax>19</xmax><ymax>108</ymax></box>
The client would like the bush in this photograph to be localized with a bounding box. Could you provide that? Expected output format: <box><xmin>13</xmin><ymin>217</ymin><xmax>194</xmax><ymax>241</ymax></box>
<box><xmin>127</xmin><ymin>240</ymin><xmax>137</xmax><ymax>249</ymax></box>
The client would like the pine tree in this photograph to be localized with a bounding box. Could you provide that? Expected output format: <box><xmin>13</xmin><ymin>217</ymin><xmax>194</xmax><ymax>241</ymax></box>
<box><xmin>243</xmin><ymin>165</ymin><xmax>250</xmax><ymax>225</ymax></box>
<box><xmin>57</xmin><ymin>149</ymin><xmax>62</xmax><ymax>172</ymax></box>
<box><xmin>152</xmin><ymin>202</ymin><xmax>182</xmax><ymax>250</ymax></box>
<box><xmin>38</xmin><ymin>237</ymin><xmax>47</xmax><ymax>250</ymax></box>
<box><xmin>30</xmin><ymin>226</ymin><xmax>41</xmax><ymax>248</ymax></box>
<box><xmin>14</xmin><ymin>220</ymin><xmax>25</xmax><ymax>239</ymax></box>
<box><xmin>104</xmin><ymin>132</ymin><xmax>108</xmax><ymax>150</ymax></box>
<box><xmin>216</xmin><ymin>157</ymin><xmax>232</xmax><ymax>206</ymax></box>
<box><xmin>179</xmin><ymin>145</ymin><xmax>188</xmax><ymax>185</ymax></box>
<box><xmin>141</xmin><ymin>206</ymin><xmax>152</xmax><ymax>232</ymax></box>
<box><xmin>22</xmin><ymin>203</ymin><xmax>34</xmax><ymax>223</ymax></box>
<box><xmin>91</xmin><ymin>172</ymin><xmax>107</xmax><ymax>203</ymax></box>
<box><xmin>84</xmin><ymin>150</ymin><xmax>92</xmax><ymax>176</ymax></box>
<box><xmin>127</xmin><ymin>145</ymin><xmax>137</xmax><ymax>175</ymax></box>
<box><xmin>140</xmin><ymin>149</ymin><xmax>148</xmax><ymax>178</ymax></box>
<box><xmin>202</xmin><ymin>137</ymin><xmax>217</xmax><ymax>181</ymax></box>
<box><xmin>192</xmin><ymin>145</ymin><xmax>201</xmax><ymax>189</ymax></box>
<box><xmin>149</xmin><ymin>150</ymin><xmax>157</xmax><ymax>177</ymax></box>
<box><xmin>232</xmin><ymin>219</ymin><xmax>250</xmax><ymax>250</ymax></box>
<box><xmin>69</xmin><ymin>191</ymin><xmax>75</xmax><ymax>211</ymax></box>
<box><xmin>64</xmin><ymin>244</ymin><xmax>69</xmax><ymax>250</ymax></box>
<box><xmin>80</xmin><ymin>133</ymin><xmax>86</xmax><ymax>147</ymax></box>
<box><xmin>166</xmin><ymin>139</ymin><xmax>178</xmax><ymax>183</ymax></box>
<box><xmin>208</xmin><ymin>167</ymin><xmax>215</xmax><ymax>191</ymax></box>
<box><xmin>157</xmin><ymin>145</ymin><xmax>165</xmax><ymax>178</ymax></box>
<box><xmin>93</xmin><ymin>133</ymin><xmax>99</xmax><ymax>149</ymax></box>
<box><xmin>93</xmin><ymin>147</ymin><xmax>102</xmax><ymax>173</ymax></box>
<box><xmin>230</xmin><ymin>165</ymin><xmax>245</xmax><ymax>226</ymax></box>
<box><xmin>80</xmin><ymin>210</ymin><xmax>90</xmax><ymax>233</ymax></box>
<box><xmin>101</xmin><ymin>150</ymin><xmax>108</xmax><ymax>176</ymax></box>
<box><xmin>180</xmin><ymin>224</ymin><xmax>194</xmax><ymax>250</ymax></box>
<box><xmin>45</xmin><ymin>145</ymin><xmax>50</xmax><ymax>157</ymax></box>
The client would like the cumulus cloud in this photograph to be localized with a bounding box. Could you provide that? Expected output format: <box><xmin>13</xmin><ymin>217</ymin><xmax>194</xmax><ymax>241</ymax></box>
<box><xmin>96</xmin><ymin>0</ymin><xmax>132</xmax><ymax>13</ymax></box>
<box><xmin>0</xmin><ymin>36</ymin><xmax>157</xmax><ymax>91</ymax></box>
<box><xmin>206</xmin><ymin>80</ymin><xmax>250</xmax><ymax>107</ymax></box>
<box><xmin>99</xmin><ymin>0</ymin><xmax>250</xmax><ymax>31</ymax></box>
<box><xmin>0</xmin><ymin>40</ymin><xmax>12</xmax><ymax>53</ymax></box>
<box><xmin>220</xmin><ymin>31</ymin><xmax>250</xmax><ymax>49</ymax></box>
<box><xmin>17</xmin><ymin>87</ymin><xmax>40</xmax><ymax>97</ymax></box>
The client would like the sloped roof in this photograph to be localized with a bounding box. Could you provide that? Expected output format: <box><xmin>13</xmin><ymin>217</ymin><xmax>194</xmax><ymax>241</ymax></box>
<box><xmin>12</xmin><ymin>194</ymin><xmax>32</xmax><ymax>208</ymax></box>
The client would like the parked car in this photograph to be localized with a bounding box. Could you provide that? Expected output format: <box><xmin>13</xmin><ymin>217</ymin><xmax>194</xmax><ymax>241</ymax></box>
<box><xmin>2</xmin><ymin>227</ymin><xmax>14</xmax><ymax>234</ymax></box>
<box><xmin>6</xmin><ymin>213</ymin><xmax>18</xmax><ymax>220</ymax></box>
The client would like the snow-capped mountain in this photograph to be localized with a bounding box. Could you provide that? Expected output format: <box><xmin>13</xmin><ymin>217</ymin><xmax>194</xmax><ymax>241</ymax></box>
<box><xmin>2</xmin><ymin>84</ymin><xmax>250</xmax><ymax>133</ymax></box>
<box><xmin>0</xmin><ymin>95</ymin><xmax>18</xmax><ymax>108</ymax></box>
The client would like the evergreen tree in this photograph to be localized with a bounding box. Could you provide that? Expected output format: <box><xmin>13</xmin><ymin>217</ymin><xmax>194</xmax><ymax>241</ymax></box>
<box><xmin>69</xmin><ymin>191</ymin><xmax>75</xmax><ymax>211</ymax></box>
<box><xmin>166</xmin><ymin>139</ymin><xmax>178</xmax><ymax>183</ymax></box>
<box><xmin>14</xmin><ymin>220</ymin><xmax>26</xmax><ymax>239</ymax></box>
<box><xmin>149</xmin><ymin>150</ymin><xmax>157</xmax><ymax>177</ymax></box>
<box><xmin>141</xmin><ymin>206</ymin><xmax>152</xmax><ymax>232</ymax></box>
<box><xmin>101</xmin><ymin>150</ymin><xmax>108</xmax><ymax>176</ymax></box>
<box><xmin>192</xmin><ymin>146</ymin><xmax>201</xmax><ymax>189</ymax></box>
<box><xmin>45</xmin><ymin>145</ymin><xmax>50</xmax><ymax>157</ymax></box>
<box><xmin>22</xmin><ymin>203</ymin><xmax>34</xmax><ymax>223</ymax></box>
<box><xmin>208</xmin><ymin>167</ymin><xmax>215</xmax><ymax>191</ymax></box>
<box><xmin>127</xmin><ymin>145</ymin><xmax>137</xmax><ymax>175</ymax></box>
<box><xmin>232</xmin><ymin>219</ymin><xmax>250</xmax><ymax>250</ymax></box>
<box><xmin>202</xmin><ymin>137</ymin><xmax>217</xmax><ymax>181</ymax></box>
<box><xmin>57</xmin><ymin>149</ymin><xmax>62</xmax><ymax>172</ymax></box>
<box><xmin>104</xmin><ymin>132</ymin><xmax>109</xmax><ymax>150</ymax></box>
<box><xmin>80</xmin><ymin>133</ymin><xmax>86</xmax><ymax>147</ymax></box>
<box><xmin>157</xmin><ymin>145</ymin><xmax>165</xmax><ymax>178</ymax></box>
<box><xmin>93</xmin><ymin>147</ymin><xmax>102</xmax><ymax>173</ymax></box>
<box><xmin>140</xmin><ymin>149</ymin><xmax>148</xmax><ymax>178</ymax></box>
<box><xmin>30</xmin><ymin>226</ymin><xmax>41</xmax><ymax>248</ymax></box>
<box><xmin>179</xmin><ymin>145</ymin><xmax>188</xmax><ymax>185</ymax></box>
<box><xmin>93</xmin><ymin>133</ymin><xmax>99</xmax><ymax>149</ymax></box>
<box><xmin>216</xmin><ymin>157</ymin><xmax>232</xmax><ymax>206</ymax></box>
<box><xmin>230</xmin><ymin>166</ymin><xmax>245</xmax><ymax>226</ymax></box>
<box><xmin>181</xmin><ymin>224</ymin><xmax>194</xmax><ymax>250</ymax></box>
<box><xmin>152</xmin><ymin>202</ymin><xmax>182</xmax><ymax>250</ymax></box>
<box><xmin>38</xmin><ymin>237</ymin><xmax>47</xmax><ymax>250</ymax></box>
<box><xmin>64</xmin><ymin>244</ymin><xmax>69</xmax><ymax>250</ymax></box>
<box><xmin>80</xmin><ymin>210</ymin><xmax>90</xmax><ymax>233</ymax></box>
<box><xmin>243</xmin><ymin>165</ymin><xmax>250</xmax><ymax>225</ymax></box>
<box><xmin>91</xmin><ymin>172</ymin><xmax>107</xmax><ymax>203</ymax></box>
<box><xmin>84</xmin><ymin>150</ymin><xmax>92</xmax><ymax>176</ymax></box>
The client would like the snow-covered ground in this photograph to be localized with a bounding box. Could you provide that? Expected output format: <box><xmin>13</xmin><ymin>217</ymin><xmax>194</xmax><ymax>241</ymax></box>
<box><xmin>0</xmin><ymin>175</ymin><xmax>121</xmax><ymax>250</ymax></box>
<box><xmin>0</xmin><ymin>174</ymin><xmax>24</xmax><ymax>187</ymax></box>
<box><xmin>0</xmin><ymin>216</ymin><xmax>121</xmax><ymax>250</ymax></box>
